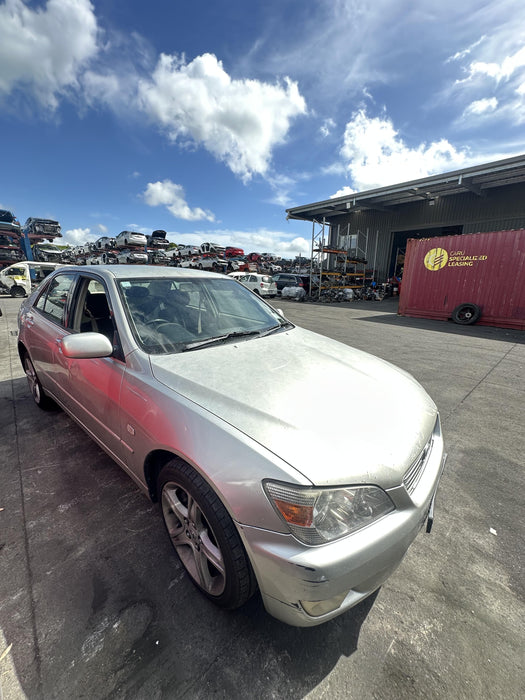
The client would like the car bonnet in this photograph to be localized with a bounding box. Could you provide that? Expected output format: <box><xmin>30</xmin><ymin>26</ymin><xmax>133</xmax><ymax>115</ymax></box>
<box><xmin>149</xmin><ymin>326</ymin><xmax>437</xmax><ymax>488</ymax></box>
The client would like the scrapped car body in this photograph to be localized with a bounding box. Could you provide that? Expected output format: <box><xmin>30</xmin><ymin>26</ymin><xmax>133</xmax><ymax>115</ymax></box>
<box><xmin>23</xmin><ymin>217</ymin><xmax>62</xmax><ymax>240</ymax></box>
<box><xmin>0</xmin><ymin>210</ymin><xmax>21</xmax><ymax>236</ymax></box>
<box><xmin>238</xmin><ymin>273</ymin><xmax>277</xmax><ymax>297</ymax></box>
<box><xmin>1</xmin><ymin>261</ymin><xmax>65</xmax><ymax>296</ymax></box>
<box><xmin>147</xmin><ymin>230</ymin><xmax>170</xmax><ymax>248</ymax></box>
<box><xmin>115</xmin><ymin>231</ymin><xmax>147</xmax><ymax>248</ymax></box>
<box><xmin>17</xmin><ymin>266</ymin><xmax>445</xmax><ymax>627</ymax></box>
<box><xmin>116</xmin><ymin>250</ymin><xmax>148</xmax><ymax>264</ymax></box>
<box><xmin>95</xmin><ymin>237</ymin><xmax>117</xmax><ymax>250</ymax></box>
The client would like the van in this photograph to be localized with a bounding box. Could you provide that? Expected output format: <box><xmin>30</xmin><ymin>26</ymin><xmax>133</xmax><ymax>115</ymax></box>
<box><xmin>0</xmin><ymin>261</ymin><xmax>66</xmax><ymax>297</ymax></box>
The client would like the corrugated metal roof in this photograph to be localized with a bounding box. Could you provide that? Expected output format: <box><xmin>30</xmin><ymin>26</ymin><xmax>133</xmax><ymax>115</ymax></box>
<box><xmin>286</xmin><ymin>154</ymin><xmax>525</xmax><ymax>221</ymax></box>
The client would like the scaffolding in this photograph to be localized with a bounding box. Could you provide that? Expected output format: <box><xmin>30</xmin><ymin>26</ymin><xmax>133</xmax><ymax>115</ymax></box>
<box><xmin>310</xmin><ymin>220</ymin><xmax>373</xmax><ymax>298</ymax></box>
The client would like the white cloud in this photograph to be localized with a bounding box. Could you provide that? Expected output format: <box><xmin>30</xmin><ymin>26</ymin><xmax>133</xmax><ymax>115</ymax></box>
<box><xmin>96</xmin><ymin>223</ymin><xmax>108</xmax><ymax>234</ymax></box>
<box><xmin>338</xmin><ymin>109</ymin><xmax>471</xmax><ymax>191</ymax></box>
<box><xmin>468</xmin><ymin>46</ymin><xmax>525</xmax><ymax>83</ymax></box>
<box><xmin>0</xmin><ymin>0</ymin><xmax>99</xmax><ymax>109</ymax></box>
<box><xmin>142</xmin><ymin>180</ymin><xmax>215</xmax><ymax>222</ymax></box>
<box><xmin>64</xmin><ymin>227</ymin><xmax>96</xmax><ymax>245</ymax></box>
<box><xmin>167</xmin><ymin>228</ymin><xmax>311</xmax><ymax>257</ymax></box>
<box><xmin>463</xmin><ymin>97</ymin><xmax>498</xmax><ymax>117</ymax></box>
<box><xmin>320</xmin><ymin>118</ymin><xmax>336</xmax><ymax>138</ymax></box>
<box><xmin>138</xmin><ymin>53</ymin><xmax>306</xmax><ymax>180</ymax></box>
<box><xmin>331</xmin><ymin>186</ymin><xmax>355</xmax><ymax>199</ymax></box>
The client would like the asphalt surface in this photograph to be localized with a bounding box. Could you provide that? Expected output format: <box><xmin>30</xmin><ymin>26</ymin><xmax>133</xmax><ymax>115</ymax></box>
<box><xmin>0</xmin><ymin>293</ymin><xmax>524</xmax><ymax>700</ymax></box>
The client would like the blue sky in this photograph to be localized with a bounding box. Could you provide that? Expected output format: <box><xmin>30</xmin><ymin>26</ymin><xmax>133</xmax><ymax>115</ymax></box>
<box><xmin>1</xmin><ymin>0</ymin><xmax>524</xmax><ymax>256</ymax></box>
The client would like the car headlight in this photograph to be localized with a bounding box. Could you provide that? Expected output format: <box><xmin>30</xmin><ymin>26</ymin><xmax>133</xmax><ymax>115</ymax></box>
<box><xmin>264</xmin><ymin>481</ymin><xmax>395</xmax><ymax>545</ymax></box>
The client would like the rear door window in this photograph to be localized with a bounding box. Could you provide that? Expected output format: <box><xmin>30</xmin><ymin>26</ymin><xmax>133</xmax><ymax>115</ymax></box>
<box><xmin>35</xmin><ymin>274</ymin><xmax>76</xmax><ymax>327</ymax></box>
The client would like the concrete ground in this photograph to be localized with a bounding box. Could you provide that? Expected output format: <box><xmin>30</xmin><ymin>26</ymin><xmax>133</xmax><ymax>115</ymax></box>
<box><xmin>0</xmin><ymin>293</ymin><xmax>523</xmax><ymax>700</ymax></box>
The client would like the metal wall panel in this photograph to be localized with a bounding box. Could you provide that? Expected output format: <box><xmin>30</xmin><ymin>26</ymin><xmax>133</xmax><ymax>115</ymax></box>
<box><xmin>398</xmin><ymin>229</ymin><xmax>525</xmax><ymax>330</ymax></box>
<box><xmin>324</xmin><ymin>182</ymin><xmax>525</xmax><ymax>282</ymax></box>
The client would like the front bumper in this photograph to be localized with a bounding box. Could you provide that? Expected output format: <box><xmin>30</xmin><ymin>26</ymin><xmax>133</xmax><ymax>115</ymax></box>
<box><xmin>239</xmin><ymin>431</ymin><xmax>446</xmax><ymax>627</ymax></box>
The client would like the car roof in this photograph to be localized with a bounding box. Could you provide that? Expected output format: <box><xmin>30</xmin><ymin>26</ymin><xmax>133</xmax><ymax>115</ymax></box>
<box><xmin>59</xmin><ymin>265</ymin><xmax>228</xmax><ymax>281</ymax></box>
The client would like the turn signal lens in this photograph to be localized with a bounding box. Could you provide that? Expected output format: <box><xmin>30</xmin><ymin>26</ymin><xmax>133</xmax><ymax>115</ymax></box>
<box><xmin>273</xmin><ymin>499</ymin><xmax>314</xmax><ymax>527</ymax></box>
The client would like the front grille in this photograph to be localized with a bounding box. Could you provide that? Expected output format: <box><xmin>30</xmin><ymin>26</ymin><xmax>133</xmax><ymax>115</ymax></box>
<box><xmin>403</xmin><ymin>436</ymin><xmax>433</xmax><ymax>494</ymax></box>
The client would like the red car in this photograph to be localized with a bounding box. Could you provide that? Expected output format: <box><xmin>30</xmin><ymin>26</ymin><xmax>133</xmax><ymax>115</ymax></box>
<box><xmin>225</xmin><ymin>246</ymin><xmax>244</xmax><ymax>257</ymax></box>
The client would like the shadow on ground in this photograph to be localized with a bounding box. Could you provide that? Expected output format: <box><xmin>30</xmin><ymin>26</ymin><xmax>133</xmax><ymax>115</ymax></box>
<box><xmin>1</xmin><ymin>376</ymin><xmax>377</xmax><ymax>699</ymax></box>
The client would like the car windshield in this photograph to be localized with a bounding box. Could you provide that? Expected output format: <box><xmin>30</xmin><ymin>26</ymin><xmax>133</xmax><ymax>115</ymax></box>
<box><xmin>118</xmin><ymin>276</ymin><xmax>289</xmax><ymax>354</ymax></box>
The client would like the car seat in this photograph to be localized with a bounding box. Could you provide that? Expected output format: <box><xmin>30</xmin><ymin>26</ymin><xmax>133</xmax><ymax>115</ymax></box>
<box><xmin>81</xmin><ymin>292</ymin><xmax>114</xmax><ymax>339</ymax></box>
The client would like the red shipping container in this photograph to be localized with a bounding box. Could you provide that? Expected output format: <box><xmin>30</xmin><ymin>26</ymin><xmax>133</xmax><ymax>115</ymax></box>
<box><xmin>398</xmin><ymin>229</ymin><xmax>525</xmax><ymax>330</ymax></box>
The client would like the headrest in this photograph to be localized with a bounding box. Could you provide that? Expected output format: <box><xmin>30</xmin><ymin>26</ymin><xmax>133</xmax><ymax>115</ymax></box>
<box><xmin>124</xmin><ymin>286</ymin><xmax>149</xmax><ymax>299</ymax></box>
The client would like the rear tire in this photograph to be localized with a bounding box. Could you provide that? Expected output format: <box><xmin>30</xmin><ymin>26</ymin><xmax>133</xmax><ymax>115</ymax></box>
<box><xmin>22</xmin><ymin>353</ymin><xmax>58</xmax><ymax>410</ymax></box>
<box><xmin>158</xmin><ymin>460</ymin><xmax>256</xmax><ymax>609</ymax></box>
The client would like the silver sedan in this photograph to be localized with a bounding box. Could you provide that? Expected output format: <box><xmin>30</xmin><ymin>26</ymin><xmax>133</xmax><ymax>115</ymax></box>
<box><xmin>17</xmin><ymin>265</ymin><xmax>445</xmax><ymax>626</ymax></box>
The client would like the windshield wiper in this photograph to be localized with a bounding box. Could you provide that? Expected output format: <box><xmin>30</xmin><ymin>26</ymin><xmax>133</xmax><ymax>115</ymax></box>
<box><xmin>257</xmin><ymin>320</ymin><xmax>293</xmax><ymax>337</ymax></box>
<box><xmin>182</xmin><ymin>329</ymin><xmax>263</xmax><ymax>352</ymax></box>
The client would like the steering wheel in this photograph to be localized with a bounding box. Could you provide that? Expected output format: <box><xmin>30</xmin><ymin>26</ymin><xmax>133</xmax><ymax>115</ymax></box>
<box><xmin>145</xmin><ymin>318</ymin><xmax>171</xmax><ymax>326</ymax></box>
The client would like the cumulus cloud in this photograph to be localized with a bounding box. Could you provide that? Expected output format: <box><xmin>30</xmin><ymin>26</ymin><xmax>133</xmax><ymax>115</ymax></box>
<box><xmin>331</xmin><ymin>186</ymin><xmax>355</xmax><ymax>199</ymax></box>
<box><xmin>0</xmin><ymin>0</ymin><xmax>99</xmax><ymax>109</ymax></box>
<box><xmin>64</xmin><ymin>227</ymin><xmax>96</xmax><ymax>245</ymax></box>
<box><xmin>142</xmin><ymin>180</ymin><xmax>215</xmax><ymax>222</ymax></box>
<box><xmin>467</xmin><ymin>46</ymin><xmax>525</xmax><ymax>83</ymax></box>
<box><xmin>138</xmin><ymin>53</ymin><xmax>306</xmax><ymax>181</ymax></box>
<box><xmin>337</xmin><ymin>109</ymin><xmax>470</xmax><ymax>191</ymax></box>
<box><xmin>167</xmin><ymin>228</ymin><xmax>310</xmax><ymax>257</ymax></box>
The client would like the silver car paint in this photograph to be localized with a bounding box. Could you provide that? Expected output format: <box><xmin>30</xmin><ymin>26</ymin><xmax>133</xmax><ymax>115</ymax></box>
<box><xmin>150</xmin><ymin>327</ymin><xmax>437</xmax><ymax>489</ymax></box>
<box><xmin>18</xmin><ymin>265</ymin><xmax>445</xmax><ymax>626</ymax></box>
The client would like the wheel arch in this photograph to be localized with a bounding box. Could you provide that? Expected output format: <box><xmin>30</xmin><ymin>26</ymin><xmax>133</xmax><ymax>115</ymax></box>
<box><xmin>142</xmin><ymin>449</ymin><xmax>246</xmax><ymax>532</ymax></box>
<box><xmin>144</xmin><ymin>449</ymin><xmax>178</xmax><ymax>501</ymax></box>
<box><xmin>144</xmin><ymin>449</ymin><xmax>229</xmax><ymax>508</ymax></box>
<box><xmin>18</xmin><ymin>340</ymin><xmax>29</xmax><ymax>364</ymax></box>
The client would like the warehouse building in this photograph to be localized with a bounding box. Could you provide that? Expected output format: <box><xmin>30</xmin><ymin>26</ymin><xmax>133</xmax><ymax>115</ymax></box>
<box><xmin>286</xmin><ymin>153</ymin><xmax>525</xmax><ymax>283</ymax></box>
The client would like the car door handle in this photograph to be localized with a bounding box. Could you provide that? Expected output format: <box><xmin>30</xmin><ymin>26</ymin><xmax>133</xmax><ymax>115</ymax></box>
<box><xmin>25</xmin><ymin>315</ymin><xmax>34</xmax><ymax>327</ymax></box>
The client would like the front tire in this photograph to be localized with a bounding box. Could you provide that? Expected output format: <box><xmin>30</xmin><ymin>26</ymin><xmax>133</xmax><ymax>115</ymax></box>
<box><xmin>158</xmin><ymin>460</ymin><xmax>256</xmax><ymax>609</ymax></box>
<box><xmin>11</xmin><ymin>285</ymin><xmax>26</xmax><ymax>298</ymax></box>
<box><xmin>23</xmin><ymin>353</ymin><xmax>57</xmax><ymax>410</ymax></box>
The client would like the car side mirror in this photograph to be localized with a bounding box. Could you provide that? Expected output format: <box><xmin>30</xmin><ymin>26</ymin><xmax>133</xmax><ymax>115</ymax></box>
<box><xmin>61</xmin><ymin>332</ymin><xmax>114</xmax><ymax>359</ymax></box>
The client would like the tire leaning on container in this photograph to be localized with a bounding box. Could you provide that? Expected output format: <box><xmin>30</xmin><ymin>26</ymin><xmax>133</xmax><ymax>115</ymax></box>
<box><xmin>157</xmin><ymin>459</ymin><xmax>257</xmax><ymax>609</ymax></box>
<box><xmin>451</xmin><ymin>303</ymin><xmax>481</xmax><ymax>325</ymax></box>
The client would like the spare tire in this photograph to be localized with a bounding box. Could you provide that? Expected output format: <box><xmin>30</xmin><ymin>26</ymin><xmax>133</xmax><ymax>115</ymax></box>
<box><xmin>451</xmin><ymin>303</ymin><xmax>481</xmax><ymax>325</ymax></box>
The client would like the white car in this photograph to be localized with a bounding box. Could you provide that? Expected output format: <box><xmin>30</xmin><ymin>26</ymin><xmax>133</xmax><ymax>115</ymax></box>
<box><xmin>238</xmin><ymin>274</ymin><xmax>277</xmax><ymax>298</ymax></box>
<box><xmin>95</xmin><ymin>237</ymin><xmax>117</xmax><ymax>250</ymax></box>
<box><xmin>116</xmin><ymin>250</ymin><xmax>148</xmax><ymax>264</ymax></box>
<box><xmin>178</xmin><ymin>245</ymin><xmax>200</xmax><ymax>257</ymax></box>
<box><xmin>115</xmin><ymin>231</ymin><xmax>147</xmax><ymax>248</ymax></box>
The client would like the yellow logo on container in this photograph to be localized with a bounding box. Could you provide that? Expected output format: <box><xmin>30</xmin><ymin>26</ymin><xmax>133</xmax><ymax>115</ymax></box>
<box><xmin>424</xmin><ymin>248</ymin><xmax>448</xmax><ymax>271</ymax></box>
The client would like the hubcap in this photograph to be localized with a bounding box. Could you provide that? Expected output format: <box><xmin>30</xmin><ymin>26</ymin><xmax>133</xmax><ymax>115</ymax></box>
<box><xmin>162</xmin><ymin>482</ymin><xmax>226</xmax><ymax>596</ymax></box>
